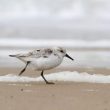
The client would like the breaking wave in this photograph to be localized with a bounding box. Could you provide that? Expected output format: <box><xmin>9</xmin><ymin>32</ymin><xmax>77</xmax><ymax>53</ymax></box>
<box><xmin>1</xmin><ymin>38</ymin><xmax>110</xmax><ymax>48</ymax></box>
<box><xmin>1</xmin><ymin>71</ymin><xmax>110</xmax><ymax>84</ymax></box>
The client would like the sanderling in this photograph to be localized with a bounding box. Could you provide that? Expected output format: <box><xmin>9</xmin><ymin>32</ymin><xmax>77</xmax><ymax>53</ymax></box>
<box><xmin>9</xmin><ymin>47</ymin><xmax>74</xmax><ymax>84</ymax></box>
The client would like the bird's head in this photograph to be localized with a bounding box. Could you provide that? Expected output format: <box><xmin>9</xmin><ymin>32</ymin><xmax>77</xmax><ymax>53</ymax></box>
<box><xmin>53</xmin><ymin>47</ymin><xmax>74</xmax><ymax>61</ymax></box>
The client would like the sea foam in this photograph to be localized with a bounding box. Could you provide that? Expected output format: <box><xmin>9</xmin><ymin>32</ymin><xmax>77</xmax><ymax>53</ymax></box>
<box><xmin>1</xmin><ymin>38</ymin><xmax>110</xmax><ymax>48</ymax></box>
<box><xmin>0</xmin><ymin>71</ymin><xmax>110</xmax><ymax>84</ymax></box>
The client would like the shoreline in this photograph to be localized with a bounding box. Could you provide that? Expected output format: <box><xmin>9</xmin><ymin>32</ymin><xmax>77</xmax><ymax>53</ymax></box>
<box><xmin>0</xmin><ymin>67</ymin><xmax>110</xmax><ymax>76</ymax></box>
<box><xmin>0</xmin><ymin>67</ymin><xmax>110</xmax><ymax>110</ymax></box>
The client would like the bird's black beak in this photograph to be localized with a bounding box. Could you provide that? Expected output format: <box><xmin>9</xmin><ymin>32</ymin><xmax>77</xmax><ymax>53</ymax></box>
<box><xmin>65</xmin><ymin>54</ymin><xmax>74</xmax><ymax>61</ymax></box>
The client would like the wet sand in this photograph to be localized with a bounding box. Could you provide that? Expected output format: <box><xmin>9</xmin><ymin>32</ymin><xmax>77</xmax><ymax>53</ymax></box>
<box><xmin>0</xmin><ymin>81</ymin><xmax>110</xmax><ymax>110</ymax></box>
<box><xmin>1</xmin><ymin>67</ymin><xmax>110</xmax><ymax>76</ymax></box>
<box><xmin>0</xmin><ymin>67</ymin><xmax>110</xmax><ymax>110</ymax></box>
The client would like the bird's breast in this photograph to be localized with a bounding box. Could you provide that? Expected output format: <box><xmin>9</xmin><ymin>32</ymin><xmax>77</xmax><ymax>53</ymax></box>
<box><xmin>30</xmin><ymin>55</ymin><xmax>63</xmax><ymax>70</ymax></box>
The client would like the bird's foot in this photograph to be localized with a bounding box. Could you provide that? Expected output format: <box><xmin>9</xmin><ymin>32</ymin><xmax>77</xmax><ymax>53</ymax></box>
<box><xmin>46</xmin><ymin>82</ymin><xmax>55</xmax><ymax>84</ymax></box>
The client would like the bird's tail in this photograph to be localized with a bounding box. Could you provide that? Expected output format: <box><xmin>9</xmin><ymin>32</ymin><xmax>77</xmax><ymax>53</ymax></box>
<box><xmin>9</xmin><ymin>55</ymin><xmax>16</xmax><ymax>57</ymax></box>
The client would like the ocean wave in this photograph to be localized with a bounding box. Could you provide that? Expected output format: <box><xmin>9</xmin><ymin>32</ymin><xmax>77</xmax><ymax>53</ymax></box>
<box><xmin>1</xmin><ymin>71</ymin><xmax>110</xmax><ymax>83</ymax></box>
<box><xmin>1</xmin><ymin>38</ymin><xmax>110</xmax><ymax>48</ymax></box>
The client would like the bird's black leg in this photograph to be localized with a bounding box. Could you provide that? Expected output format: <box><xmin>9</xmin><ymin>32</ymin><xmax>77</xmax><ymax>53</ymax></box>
<box><xmin>19</xmin><ymin>61</ymin><xmax>30</xmax><ymax>76</ymax></box>
<box><xmin>41</xmin><ymin>70</ymin><xmax>54</xmax><ymax>84</ymax></box>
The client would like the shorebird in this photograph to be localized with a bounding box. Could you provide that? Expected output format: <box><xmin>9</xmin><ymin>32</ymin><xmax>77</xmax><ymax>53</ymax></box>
<box><xmin>9</xmin><ymin>47</ymin><xmax>74</xmax><ymax>84</ymax></box>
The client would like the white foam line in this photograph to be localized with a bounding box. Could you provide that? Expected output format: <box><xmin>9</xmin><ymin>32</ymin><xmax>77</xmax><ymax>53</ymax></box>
<box><xmin>1</xmin><ymin>38</ymin><xmax>110</xmax><ymax>48</ymax></box>
<box><xmin>0</xmin><ymin>71</ymin><xmax>110</xmax><ymax>83</ymax></box>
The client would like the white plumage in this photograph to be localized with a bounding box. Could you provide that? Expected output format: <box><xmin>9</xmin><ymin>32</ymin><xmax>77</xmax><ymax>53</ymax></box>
<box><xmin>9</xmin><ymin>47</ymin><xmax>74</xmax><ymax>84</ymax></box>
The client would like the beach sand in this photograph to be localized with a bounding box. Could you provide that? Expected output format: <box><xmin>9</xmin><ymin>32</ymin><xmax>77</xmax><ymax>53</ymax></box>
<box><xmin>0</xmin><ymin>67</ymin><xmax>110</xmax><ymax>110</ymax></box>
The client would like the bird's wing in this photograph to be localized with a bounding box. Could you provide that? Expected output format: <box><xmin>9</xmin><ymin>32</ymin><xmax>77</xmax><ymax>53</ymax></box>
<box><xmin>14</xmin><ymin>48</ymin><xmax>53</xmax><ymax>58</ymax></box>
<box><xmin>31</xmin><ymin>48</ymin><xmax>53</xmax><ymax>58</ymax></box>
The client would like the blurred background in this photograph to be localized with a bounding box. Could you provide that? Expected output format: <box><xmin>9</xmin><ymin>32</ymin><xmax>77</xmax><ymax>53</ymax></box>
<box><xmin>1</xmin><ymin>0</ymin><xmax>110</xmax><ymax>69</ymax></box>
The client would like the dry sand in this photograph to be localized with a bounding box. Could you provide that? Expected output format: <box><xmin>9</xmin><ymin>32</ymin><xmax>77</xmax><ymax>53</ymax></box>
<box><xmin>0</xmin><ymin>67</ymin><xmax>110</xmax><ymax>110</ymax></box>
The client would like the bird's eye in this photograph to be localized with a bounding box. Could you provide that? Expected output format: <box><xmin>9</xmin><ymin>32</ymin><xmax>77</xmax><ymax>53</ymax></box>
<box><xmin>37</xmin><ymin>49</ymin><xmax>40</xmax><ymax>51</ymax></box>
<box><xmin>60</xmin><ymin>50</ymin><xmax>64</xmax><ymax>53</ymax></box>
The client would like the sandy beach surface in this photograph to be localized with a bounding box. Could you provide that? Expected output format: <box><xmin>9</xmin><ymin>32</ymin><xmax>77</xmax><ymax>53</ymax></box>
<box><xmin>0</xmin><ymin>67</ymin><xmax>110</xmax><ymax>110</ymax></box>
